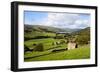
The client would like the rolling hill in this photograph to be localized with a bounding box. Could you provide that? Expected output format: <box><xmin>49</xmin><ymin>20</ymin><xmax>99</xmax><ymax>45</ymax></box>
<box><xmin>24</xmin><ymin>24</ymin><xmax>90</xmax><ymax>44</ymax></box>
<box><xmin>72</xmin><ymin>27</ymin><xmax>90</xmax><ymax>44</ymax></box>
<box><xmin>24</xmin><ymin>24</ymin><xmax>80</xmax><ymax>33</ymax></box>
<box><xmin>72</xmin><ymin>27</ymin><xmax>90</xmax><ymax>35</ymax></box>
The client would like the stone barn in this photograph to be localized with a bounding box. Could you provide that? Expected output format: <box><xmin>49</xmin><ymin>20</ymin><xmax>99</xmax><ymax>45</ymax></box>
<box><xmin>68</xmin><ymin>39</ymin><xmax>78</xmax><ymax>50</ymax></box>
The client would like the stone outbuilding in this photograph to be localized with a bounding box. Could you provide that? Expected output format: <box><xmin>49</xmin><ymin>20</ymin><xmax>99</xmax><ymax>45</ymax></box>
<box><xmin>67</xmin><ymin>39</ymin><xmax>78</xmax><ymax>50</ymax></box>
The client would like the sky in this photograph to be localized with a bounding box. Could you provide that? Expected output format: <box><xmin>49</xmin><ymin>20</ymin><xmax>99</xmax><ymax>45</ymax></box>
<box><xmin>24</xmin><ymin>11</ymin><xmax>90</xmax><ymax>29</ymax></box>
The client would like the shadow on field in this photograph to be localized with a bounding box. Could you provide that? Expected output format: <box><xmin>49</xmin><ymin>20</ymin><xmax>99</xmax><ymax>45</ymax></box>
<box><xmin>46</xmin><ymin>46</ymin><xmax>61</xmax><ymax>51</ymax></box>
<box><xmin>24</xmin><ymin>49</ymin><xmax>67</xmax><ymax>60</ymax></box>
<box><xmin>24</xmin><ymin>52</ymin><xmax>51</xmax><ymax>59</ymax></box>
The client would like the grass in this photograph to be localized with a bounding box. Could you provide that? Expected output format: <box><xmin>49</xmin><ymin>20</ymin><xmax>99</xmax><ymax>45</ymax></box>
<box><xmin>24</xmin><ymin>38</ymin><xmax>67</xmax><ymax>50</ymax></box>
<box><xmin>24</xmin><ymin>45</ymin><xmax>90</xmax><ymax>62</ymax></box>
<box><xmin>24</xmin><ymin>25</ymin><xmax>90</xmax><ymax>62</ymax></box>
<box><xmin>25</xmin><ymin>31</ymin><xmax>56</xmax><ymax>38</ymax></box>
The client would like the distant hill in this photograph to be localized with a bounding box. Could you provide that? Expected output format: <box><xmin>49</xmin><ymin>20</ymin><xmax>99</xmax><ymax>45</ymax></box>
<box><xmin>72</xmin><ymin>27</ymin><xmax>90</xmax><ymax>35</ymax></box>
<box><xmin>24</xmin><ymin>24</ymin><xmax>80</xmax><ymax>33</ymax></box>
<box><xmin>24</xmin><ymin>24</ymin><xmax>90</xmax><ymax>44</ymax></box>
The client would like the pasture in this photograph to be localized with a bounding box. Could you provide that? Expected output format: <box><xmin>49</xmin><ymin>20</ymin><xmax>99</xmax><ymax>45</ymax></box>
<box><xmin>24</xmin><ymin>38</ymin><xmax>67</xmax><ymax>51</ymax></box>
<box><xmin>24</xmin><ymin>38</ymin><xmax>90</xmax><ymax>62</ymax></box>
<box><xmin>24</xmin><ymin>25</ymin><xmax>90</xmax><ymax>62</ymax></box>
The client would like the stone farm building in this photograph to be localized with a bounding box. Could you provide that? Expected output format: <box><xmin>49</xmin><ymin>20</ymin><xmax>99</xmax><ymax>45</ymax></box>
<box><xmin>68</xmin><ymin>39</ymin><xmax>78</xmax><ymax>50</ymax></box>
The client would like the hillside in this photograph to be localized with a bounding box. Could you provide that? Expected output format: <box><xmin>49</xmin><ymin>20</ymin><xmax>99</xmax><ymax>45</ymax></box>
<box><xmin>24</xmin><ymin>25</ymin><xmax>80</xmax><ymax>33</ymax></box>
<box><xmin>24</xmin><ymin>24</ymin><xmax>90</xmax><ymax>44</ymax></box>
<box><xmin>24</xmin><ymin>25</ymin><xmax>90</xmax><ymax>61</ymax></box>
<box><xmin>72</xmin><ymin>27</ymin><xmax>90</xmax><ymax>44</ymax></box>
<box><xmin>72</xmin><ymin>27</ymin><xmax>90</xmax><ymax>35</ymax></box>
<box><xmin>24</xmin><ymin>45</ymin><xmax>90</xmax><ymax>61</ymax></box>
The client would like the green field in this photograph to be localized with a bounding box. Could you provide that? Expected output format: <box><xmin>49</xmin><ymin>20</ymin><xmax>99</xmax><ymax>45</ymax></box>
<box><xmin>24</xmin><ymin>25</ymin><xmax>90</xmax><ymax>62</ymax></box>
<box><xmin>24</xmin><ymin>38</ymin><xmax>67</xmax><ymax>50</ymax></box>
<box><xmin>24</xmin><ymin>42</ymin><xmax>90</xmax><ymax>62</ymax></box>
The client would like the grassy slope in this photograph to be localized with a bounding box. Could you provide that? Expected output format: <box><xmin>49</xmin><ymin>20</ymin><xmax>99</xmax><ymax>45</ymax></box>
<box><xmin>24</xmin><ymin>45</ymin><xmax>90</xmax><ymax>62</ymax></box>
<box><xmin>24</xmin><ymin>38</ymin><xmax>67</xmax><ymax>50</ymax></box>
<box><xmin>24</xmin><ymin>25</ymin><xmax>90</xmax><ymax>62</ymax></box>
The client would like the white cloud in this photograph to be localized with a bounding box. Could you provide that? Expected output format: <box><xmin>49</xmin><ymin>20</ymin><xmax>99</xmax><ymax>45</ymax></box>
<box><xmin>39</xmin><ymin>13</ymin><xmax>90</xmax><ymax>29</ymax></box>
<box><xmin>74</xmin><ymin>19</ymin><xmax>90</xmax><ymax>28</ymax></box>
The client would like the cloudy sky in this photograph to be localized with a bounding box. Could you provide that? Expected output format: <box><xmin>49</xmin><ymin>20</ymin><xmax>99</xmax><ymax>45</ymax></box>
<box><xmin>24</xmin><ymin>11</ymin><xmax>90</xmax><ymax>29</ymax></box>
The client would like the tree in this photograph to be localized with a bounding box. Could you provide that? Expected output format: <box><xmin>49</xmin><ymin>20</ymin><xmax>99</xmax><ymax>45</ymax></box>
<box><xmin>76</xmin><ymin>34</ymin><xmax>90</xmax><ymax>45</ymax></box>
<box><xmin>34</xmin><ymin>43</ymin><xmax>44</xmax><ymax>51</ymax></box>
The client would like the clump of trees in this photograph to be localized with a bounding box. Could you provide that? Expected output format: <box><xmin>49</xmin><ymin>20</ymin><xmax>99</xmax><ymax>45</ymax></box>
<box><xmin>34</xmin><ymin>43</ymin><xmax>44</xmax><ymax>51</ymax></box>
<box><xmin>71</xmin><ymin>27</ymin><xmax>90</xmax><ymax>45</ymax></box>
<box><xmin>76</xmin><ymin>35</ymin><xmax>90</xmax><ymax>45</ymax></box>
<box><xmin>24</xmin><ymin>36</ymin><xmax>54</xmax><ymax>41</ymax></box>
<box><xmin>54</xmin><ymin>33</ymin><xmax>66</xmax><ymax>39</ymax></box>
<box><xmin>24</xmin><ymin>45</ymin><xmax>33</xmax><ymax>52</ymax></box>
